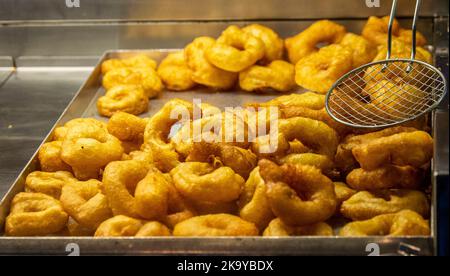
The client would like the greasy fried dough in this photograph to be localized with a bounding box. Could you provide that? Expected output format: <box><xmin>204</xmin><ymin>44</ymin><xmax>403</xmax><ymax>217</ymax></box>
<box><xmin>186</xmin><ymin>141</ymin><xmax>257</xmax><ymax>179</ymax></box>
<box><xmin>237</xmin><ymin>167</ymin><xmax>274</xmax><ymax>230</ymax></box>
<box><xmin>239</xmin><ymin>60</ymin><xmax>296</xmax><ymax>92</ymax></box>
<box><xmin>346</xmin><ymin>165</ymin><xmax>423</xmax><ymax>190</ymax></box>
<box><xmin>60</xmin><ymin>179</ymin><xmax>112</xmax><ymax>229</ymax></box>
<box><xmin>170</xmin><ymin>162</ymin><xmax>244</xmax><ymax>203</ymax></box>
<box><xmin>242</xmin><ymin>24</ymin><xmax>284</xmax><ymax>64</ymax></box>
<box><xmin>295</xmin><ymin>44</ymin><xmax>353</xmax><ymax>94</ymax></box>
<box><xmin>340</xmin><ymin>189</ymin><xmax>429</xmax><ymax>220</ymax></box>
<box><xmin>173</xmin><ymin>214</ymin><xmax>259</xmax><ymax>236</ymax></box>
<box><xmin>53</xmin><ymin>118</ymin><xmax>107</xmax><ymax>141</ymax></box>
<box><xmin>285</xmin><ymin>20</ymin><xmax>346</xmax><ymax>64</ymax></box>
<box><xmin>259</xmin><ymin>159</ymin><xmax>336</xmax><ymax>226</ymax></box>
<box><xmin>263</xmin><ymin>218</ymin><xmax>333</xmax><ymax>236</ymax></box>
<box><xmin>5</xmin><ymin>192</ymin><xmax>68</xmax><ymax>236</ymax></box>
<box><xmin>185</xmin><ymin>37</ymin><xmax>237</xmax><ymax>90</ymax></box>
<box><xmin>102</xmin><ymin>67</ymin><xmax>163</xmax><ymax>98</ymax></box>
<box><xmin>107</xmin><ymin>112</ymin><xmax>147</xmax><ymax>142</ymax></box>
<box><xmin>60</xmin><ymin>123</ymin><xmax>124</xmax><ymax>180</ymax></box>
<box><xmin>339</xmin><ymin>33</ymin><xmax>377</xmax><ymax>68</ymax></box>
<box><xmin>97</xmin><ymin>85</ymin><xmax>149</xmax><ymax>117</ymax></box>
<box><xmin>135</xmin><ymin>221</ymin><xmax>171</xmax><ymax>236</ymax></box>
<box><xmin>278</xmin><ymin>117</ymin><xmax>339</xmax><ymax>158</ymax></box>
<box><xmin>38</xmin><ymin>141</ymin><xmax>72</xmax><ymax>172</ymax></box>
<box><xmin>206</xmin><ymin>25</ymin><xmax>265</xmax><ymax>72</ymax></box>
<box><xmin>25</xmin><ymin>171</ymin><xmax>76</xmax><ymax>199</ymax></box>
<box><xmin>101</xmin><ymin>54</ymin><xmax>157</xmax><ymax>74</ymax></box>
<box><xmin>340</xmin><ymin>210</ymin><xmax>430</xmax><ymax>236</ymax></box>
<box><xmin>352</xmin><ymin>131</ymin><xmax>433</xmax><ymax>170</ymax></box>
<box><xmin>94</xmin><ymin>215</ymin><xmax>143</xmax><ymax>237</ymax></box>
<box><xmin>157</xmin><ymin>51</ymin><xmax>196</xmax><ymax>91</ymax></box>
<box><xmin>335</xmin><ymin>126</ymin><xmax>418</xmax><ymax>172</ymax></box>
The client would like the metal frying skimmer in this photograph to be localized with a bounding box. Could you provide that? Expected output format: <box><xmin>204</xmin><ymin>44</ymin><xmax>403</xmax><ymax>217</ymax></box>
<box><xmin>325</xmin><ymin>0</ymin><xmax>447</xmax><ymax>128</ymax></box>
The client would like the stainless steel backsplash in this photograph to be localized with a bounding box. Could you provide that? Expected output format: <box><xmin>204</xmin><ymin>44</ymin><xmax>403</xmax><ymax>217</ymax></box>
<box><xmin>0</xmin><ymin>0</ymin><xmax>448</xmax><ymax>21</ymax></box>
<box><xmin>0</xmin><ymin>0</ymin><xmax>445</xmax><ymax>60</ymax></box>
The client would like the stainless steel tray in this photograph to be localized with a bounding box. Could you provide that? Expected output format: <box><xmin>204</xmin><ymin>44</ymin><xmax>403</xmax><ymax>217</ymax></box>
<box><xmin>0</xmin><ymin>50</ymin><xmax>437</xmax><ymax>256</ymax></box>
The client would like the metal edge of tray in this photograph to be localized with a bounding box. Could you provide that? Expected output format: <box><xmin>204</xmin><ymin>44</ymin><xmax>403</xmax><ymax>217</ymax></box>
<box><xmin>0</xmin><ymin>236</ymin><xmax>434</xmax><ymax>256</ymax></box>
<box><xmin>0</xmin><ymin>49</ymin><xmax>437</xmax><ymax>256</ymax></box>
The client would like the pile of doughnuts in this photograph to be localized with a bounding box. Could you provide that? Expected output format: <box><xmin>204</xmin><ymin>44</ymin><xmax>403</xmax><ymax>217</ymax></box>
<box><xmin>96</xmin><ymin>17</ymin><xmax>430</xmax><ymax>118</ymax></box>
<box><xmin>4</xmin><ymin>89</ymin><xmax>432</xmax><ymax>237</ymax></box>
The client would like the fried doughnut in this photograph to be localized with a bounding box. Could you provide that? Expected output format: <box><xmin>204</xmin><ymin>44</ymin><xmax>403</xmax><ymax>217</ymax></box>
<box><xmin>170</xmin><ymin>162</ymin><xmax>244</xmax><ymax>203</ymax></box>
<box><xmin>362</xmin><ymin>16</ymin><xmax>400</xmax><ymax>45</ymax></box>
<box><xmin>103</xmin><ymin>160</ymin><xmax>168</xmax><ymax>220</ymax></box>
<box><xmin>172</xmin><ymin>110</ymin><xmax>250</xmax><ymax>158</ymax></box>
<box><xmin>101</xmin><ymin>54</ymin><xmax>157</xmax><ymax>74</ymax></box>
<box><xmin>397</xmin><ymin>28</ymin><xmax>427</xmax><ymax>47</ymax></box>
<box><xmin>120</xmin><ymin>141</ymin><xmax>142</xmax><ymax>154</ymax></box>
<box><xmin>102</xmin><ymin>160</ymin><xmax>147</xmax><ymax>218</ymax></box>
<box><xmin>107</xmin><ymin>112</ymin><xmax>147</xmax><ymax>142</ymax></box>
<box><xmin>94</xmin><ymin>215</ymin><xmax>143</xmax><ymax>237</ymax></box>
<box><xmin>339</xmin><ymin>210</ymin><xmax>430</xmax><ymax>236</ymax></box>
<box><xmin>278</xmin><ymin>153</ymin><xmax>334</xmax><ymax>172</ymax></box>
<box><xmin>143</xmin><ymin>99</ymin><xmax>220</xmax><ymax>172</ymax></box>
<box><xmin>285</xmin><ymin>20</ymin><xmax>346</xmax><ymax>64</ymax></box>
<box><xmin>38</xmin><ymin>141</ymin><xmax>72</xmax><ymax>172</ymax></box>
<box><xmin>66</xmin><ymin>217</ymin><xmax>95</xmax><ymax>236</ymax></box>
<box><xmin>346</xmin><ymin>165</ymin><xmax>422</xmax><ymax>190</ymax></box>
<box><xmin>364</xmin><ymin>39</ymin><xmax>432</xmax><ymax>85</ymax></box>
<box><xmin>258</xmin><ymin>159</ymin><xmax>336</xmax><ymax>226</ymax></box>
<box><xmin>5</xmin><ymin>192</ymin><xmax>68</xmax><ymax>236</ymax></box>
<box><xmin>187</xmin><ymin>200</ymin><xmax>237</xmax><ymax>216</ymax></box>
<box><xmin>53</xmin><ymin>118</ymin><xmax>107</xmax><ymax>141</ymax></box>
<box><xmin>239</xmin><ymin>60</ymin><xmax>296</xmax><ymax>92</ymax></box>
<box><xmin>262</xmin><ymin>92</ymin><xmax>325</xmax><ymax>109</ymax></box>
<box><xmin>134</xmin><ymin>166</ymin><xmax>174</xmax><ymax>220</ymax></box>
<box><xmin>362</xmin><ymin>16</ymin><xmax>426</xmax><ymax>47</ymax></box>
<box><xmin>365</xmin><ymin>80</ymin><xmax>428</xmax><ymax>119</ymax></box>
<box><xmin>295</xmin><ymin>44</ymin><xmax>353</xmax><ymax>93</ymax></box>
<box><xmin>287</xmin><ymin>139</ymin><xmax>310</xmax><ymax>154</ymax></box>
<box><xmin>135</xmin><ymin>221</ymin><xmax>171</xmax><ymax>237</ymax></box>
<box><xmin>173</xmin><ymin>214</ymin><xmax>259</xmax><ymax>236</ymax></box>
<box><xmin>263</xmin><ymin>218</ymin><xmax>333</xmax><ymax>236</ymax></box>
<box><xmin>352</xmin><ymin>131</ymin><xmax>433</xmax><ymax>170</ymax></box>
<box><xmin>157</xmin><ymin>51</ymin><xmax>196</xmax><ymax>91</ymax></box>
<box><xmin>25</xmin><ymin>171</ymin><xmax>76</xmax><ymax>199</ymax></box>
<box><xmin>126</xmin><ymin>150</ymin><xmax>154</xmax><ymax>165</ymax></box>
<box><xmin>162</xmin><ymin>184</ymin><xmax>196</xmax><ymax>228</ymax></box>
<box><xmin>97</xmin><ymin>85</ymin><xmax>149</xmax><ymax>117</ymax></box>
<box><xmin>251</xmin><ymin>133</ymin><xmax>290</xmax><ymax>158</ymax></box>
<box><xmin>371</xmin><ymin>38</ymin><xmax>431</xmax><ymax>65</ymax></box>
<box><xmin>186</xmin><ymin>141</ymin><xmax>257</xmax><ymax>179</ymax></box>
<box><xmin>184</xmin><ymin>36</ymin><xmax>237</xmax><ymax>90</ymax></box>
<box><xmin>340</xmin><ymin>189</ymin><xmax>429</xmax><ymax>220</ymax></box>
<box><xmin>142</xmin><ymin>98</ymin><xmax>193</xmax><ymax>171</ymax></box>
<box><xmin>238</xmin><ymin>167</ymin><xmax>274</xmax><ymax>230</ymax></box>
<box><xmin>339</xmin><ymin>33</ymin><xmax>377</xmax><ymax>68</ymax></box>
<box><xmin>102</xmin><ymin>67</ymin><xmax>163</xmax><ymax>98</ymax></box>
<box><xmin>279</xmin><ymin>105</ymin><xmax>350</xmax><ymax>135</ymax></box>
<box><xmin>334</xmin><ymin>182</ymin><xmax>357</xmax><ymax>211</ymax></box>
<box><xmin>60</xmin><ymin>123</ymin><xmax>124</xmax><ymax>180</ymax></box>
<box><xmin>60</xmin><ymin>179</ymin><xmax>112</xmax><ymax>229</ymax></box>
<box><xmin>278</xmin><ymin>117</ymin><xmax>339</xmax><ymax>158</ymax></box>
<box><xmin>335</xmin><ymin>126</ymin><xmax>417</xmax><ymax>172</ymax></box>
<box><xmin>242</xmin><ymin>24</ymin><xmax>284</xmax><ymax>63</ymax></box>
<box><xmin>206</xmin><ymin>25</ymin><xmax>265</xmax><ymax>72</ymax></box>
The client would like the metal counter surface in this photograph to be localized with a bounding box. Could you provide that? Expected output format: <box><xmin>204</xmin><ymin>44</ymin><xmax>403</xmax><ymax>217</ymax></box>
<box><xmin>0</xmin><ymin>67</ymin><xmax>92</xmax><ymax>198</ymax></box>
